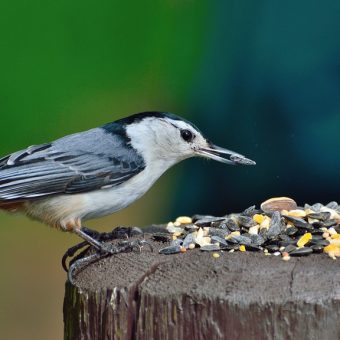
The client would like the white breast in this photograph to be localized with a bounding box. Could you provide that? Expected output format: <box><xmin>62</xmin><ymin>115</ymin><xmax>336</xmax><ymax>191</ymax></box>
<box><xmin>23</xmin><ymin>161</ymin><xmax>172</xmax><ymax>228</ymax></box>
<box><xmin>81</xmin><ymin>166</ymin><xmax>162</xmax><ymax>220</ymax></box>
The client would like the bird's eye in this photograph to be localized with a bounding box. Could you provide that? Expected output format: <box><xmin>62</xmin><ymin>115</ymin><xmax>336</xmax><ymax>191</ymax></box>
<box><xmin>180</xmin><ymin>129</ymin><xmax>194</xmax><ymax>142</ymax></box>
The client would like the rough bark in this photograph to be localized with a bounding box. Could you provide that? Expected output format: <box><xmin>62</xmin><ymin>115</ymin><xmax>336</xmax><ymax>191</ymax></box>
<box><xmin>64</xmin><ymin>234</ymin><xmax>340</xmax><ymax>340</ymax></box>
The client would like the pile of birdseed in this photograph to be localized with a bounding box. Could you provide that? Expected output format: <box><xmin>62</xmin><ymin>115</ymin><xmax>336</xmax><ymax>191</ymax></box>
<box><xmin>155</xmin><ymin>197</ymin><xmax>340</xmax><ymax>261</ymax></box>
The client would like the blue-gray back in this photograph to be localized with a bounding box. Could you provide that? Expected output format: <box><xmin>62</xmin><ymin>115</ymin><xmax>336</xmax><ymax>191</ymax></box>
<box><xmin>0</xmin><ymin>124</ymin><xmax>145</xmax><ymax>201</ymax></box>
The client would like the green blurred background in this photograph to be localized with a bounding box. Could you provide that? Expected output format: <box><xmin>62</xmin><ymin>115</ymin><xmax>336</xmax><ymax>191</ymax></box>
<box><xmin>0</xmin><ymin>1</ymin><xmax>339</xmax><ymax>339</ymax></box>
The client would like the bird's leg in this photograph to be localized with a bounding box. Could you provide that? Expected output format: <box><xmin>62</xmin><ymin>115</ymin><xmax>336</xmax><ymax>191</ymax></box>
<box><xmin>67</xmin><ymin>252</ymin><xmax>106</xmax><ymax>285</ymax></box>
<box><xmin>66</xmin><ymin>239</ymin><xmax>153</xmax><ymax>284</ymax></box>
<box><xmin>62</xmin><ymin>226</ymin><xmax>139</xmax><ymax>272</ymax></box>
<box><xmin>63</xmin><ymin>223</ymin><xmax>153</xmax><ymax>281</ymax></box>
<box><xmin>62</xmin><ymin>241</ymin><xmax>90</xmax><ymax>272</ymax></box>
<box><xmin>73</xmin><ymin>228</ymin><xmax>152</xmax><ymax>255</ymax></box>
<box><xmin>87</xmin><ymin>226</ymin><xmax>144</xmax><ymax>241</ymax></box>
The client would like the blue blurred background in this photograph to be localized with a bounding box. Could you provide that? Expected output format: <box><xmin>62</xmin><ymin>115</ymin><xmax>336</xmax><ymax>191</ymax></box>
<box><xmin>0</xmin><ymin>1</ymin><xmax>339</xmax><ymax>339</ymax></box>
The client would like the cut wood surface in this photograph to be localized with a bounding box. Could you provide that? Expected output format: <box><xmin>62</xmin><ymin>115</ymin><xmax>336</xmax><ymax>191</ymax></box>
<box><xmin>64</xmin><ymin>228</ymin><xmax>340</xmax><ymax>340</ymax></box>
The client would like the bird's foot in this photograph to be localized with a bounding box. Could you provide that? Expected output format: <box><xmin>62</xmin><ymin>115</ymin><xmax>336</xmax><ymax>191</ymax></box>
<box><xmin>67</xmin><ymin>239</ymin><xmax>153</xmax><ymax>285</ymax></box>
<box><xmin>62</xmin><ymin>226</ymin><xmax>143</xmax><ymax>272</ymax></box>
<box><xmin>62</xmin><ymin>241</ymin><xmax>90</xmax><ymax>272</ymax></box>
<box><xmin>63</xmin><ymin>226</ymin><xmax>152</xmax><ymax>284</ymax></box>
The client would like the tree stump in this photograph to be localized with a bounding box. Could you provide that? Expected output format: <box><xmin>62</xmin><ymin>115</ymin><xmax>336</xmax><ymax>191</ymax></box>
<box><xmin>63</xmin><ymin>231</ymin><xmax>340</xmax><ymax>340</ymax></box>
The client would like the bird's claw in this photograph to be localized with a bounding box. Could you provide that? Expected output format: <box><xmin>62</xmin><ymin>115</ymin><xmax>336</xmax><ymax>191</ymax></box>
<box><xmin>63</xmin><ymin>227</ymin><xmax>152</xmax><ymax>284</ymax></box>
<box><xmin>131</xmin><ymin>239</ymin><xmax>154</xmax><ymax>253</ymax></box>
<box><xmin>67</xmin><ymin>253</ymin><xmax>103</xmax><ymax>285</ymax></box>
<box><xmin>62</xmin><ymin>241</ymin><xmax>89</xmax><ymax>272</ymax></box>
<box><xmin>62</xmin><ymin>226</ymin><xmax>142</xmax><ymax>272</ymax></box>
<box><xmin>102</xmin><ymin>239</ymin><xmax>154</xmax><ymax>254</ymax></box>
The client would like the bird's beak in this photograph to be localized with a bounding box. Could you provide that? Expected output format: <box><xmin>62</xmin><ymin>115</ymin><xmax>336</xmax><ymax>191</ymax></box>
<box><xmin>196</xmin><ymin>144</ymin><xmax>256</xmax><ymax>165</ymax></box>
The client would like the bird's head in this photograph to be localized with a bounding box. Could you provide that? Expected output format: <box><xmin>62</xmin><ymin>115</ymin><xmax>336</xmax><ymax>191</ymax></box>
<box><xmin>123</xmin><ymin>112</ymin><xmax>256</xmax><ymax>167</ymax></box>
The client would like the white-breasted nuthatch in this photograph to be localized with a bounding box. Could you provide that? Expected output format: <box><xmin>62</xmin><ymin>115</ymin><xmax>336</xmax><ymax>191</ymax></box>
<box><xmin>0</xmin><ymin>112</ymin><xmax>255</xmax><ymax>264</ymax></box>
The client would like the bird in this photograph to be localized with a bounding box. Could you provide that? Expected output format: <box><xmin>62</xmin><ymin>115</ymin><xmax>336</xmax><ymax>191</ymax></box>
<box><xmin>0</xmin><ymin>111</ymin><xmax>255</xmax><ymax>268</ymax></box>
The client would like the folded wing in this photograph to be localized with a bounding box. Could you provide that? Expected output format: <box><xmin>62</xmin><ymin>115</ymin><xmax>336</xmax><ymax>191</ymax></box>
<box><xmin>0</xmin><ymin>127</ymin><xmax>145</xmax><ymax>202</ymax></box>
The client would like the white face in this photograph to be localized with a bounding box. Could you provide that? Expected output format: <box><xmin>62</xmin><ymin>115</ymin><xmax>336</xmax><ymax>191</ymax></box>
<box><xmin>126</xmin><ymin>116</ymin><xmax>209</xmax><ymax>166</ymax></box>
<box><xmin>126</xmin><ymin>115</ymin><xmax>256</xmax><ymax>168</ymax></box>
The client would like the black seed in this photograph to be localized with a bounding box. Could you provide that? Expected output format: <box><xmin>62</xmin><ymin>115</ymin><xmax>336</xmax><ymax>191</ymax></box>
<box><xmin>200</xmin><ymin>244</ymin><xmax>220</xmax><ymax>251</ymax></box>
<box><xmin>259</xmin><ymin>228</ymin><xmax>268</xmax><ymax>238</ymax></box>
<box><xmin>182</xmin><ymin>233</ymin><xmax>195</xmax><ymax>248</ymax></box>
<box><xmin>285</xmin><ymin>226</ymin><xmax>298</xmax><ymax>236</ymax></box>
<box><xmin>242</xmin><ymin>205</ymin><xmax>261</xmax><ymax>217</ymax></box>
<box><xmin>152</xmin><ymin>233</ymin><xmax>171</xmax><ymax>243</ymax></box>
<box><xmin>310</xmin><ymin>235</ymin><xmax>323</xmax><ymax>241</ymax></box>
<box><xmin>211</xmin><ymin>219</ymin><xmax>227</xmax><ymax>228</ymax></box>
<box><xmin>265</xmin><ymin>245</ymin><xmax>280</xmax><ymax>253</ymax></box>
<box><xmin>307</xmin><ymin>212</ymin><xmax>331</xmax><ymax>221</ymax></box>
<box><xmin>231</xmin><ymin>235</ymin><xmax>252</xmax><ymax>245</ymax></box>
<box><xmin>209</xmin><ymin>228</ymin><xmax>230</xmax><ymax>238</ymax></box>
<box><xmin>278</xmin><ymin>239</ymin><xmax>297</xmax><ymax>247</ymax></box>
<box><xmin>220</xmin><ymin>243</ymin><xmax>238</xmax><ymax>250</ymax></box>
<box><xmin>184</xmin><ymin>224</ymin><xmax>199</xmax><ymax>232</ymax></box>
<box><xmin>309</xmin><ymin>228</ymin><xmax>324</xmax><ymax>235</ymax></box>
<box><xmin>218</xmin><ymin>222</ymin><xmax>229</xmax><ymax>229</ymax></box>
<box><xmin>211</xmin><ymin>235</ymin><xmax>229</xmax><ymax>246</ymax></box>
<box><xmin>311</xmin><ymin>244</ymin><xmax>324</xmax><ymax>253</ymax></box>
<box><xmin>322</xmin><ymin>219</ymin><xmax>337</xmax><ymax>228</ymax></box>
<box><xmin>245</xmin><ymin>244</ymin><xmax>262</xmax><ymax>251</ymax></box>
<box><xmin>310</xmin><ymin>228</ymin><xmax>322</xmax><ymax>235</ymax></box>
<box><xmin>290</xmin><ymin>247</ymin><xmax>313</xmax><ymax>256</ymax></box>
<box><xmin>311</xmin><ymin>221</ymin><xmax>324</xmax><ymax>228</ymax></box>
<box><xmin>191</xmin><ymin>214</ymin><xmax>216</xmax><ymax>223</ymax></box>
<box><xmin>195</xmin><ymin>217</ymin><xmax>225</xmax><ymax>227</ymax></box>
<box><xmin>297</xmin><ymin>223</ymin><xmax>315</xmax><ymax>231</ymax></box>
<box><xmin>159</xmin><ymin>245</ymin><xmax>181</xmax><ymax>255</ymax></box>
<box><xmin>284</xmin><ymin>244</ymin><xmax>297</xmax><ymax>253</ymax></box>
<box><xmin>279</xmin><ymin>234</ymin><xmax>293</xmax><ymax>242</ymax></box>
<box><xmin>238</xmin><ymin>215</ymin><xmax>257</xmax><ymax>228</ymax></box>
<box><xmin>225</xmin><ymin>219</ymin><xmax>240</xmax><ymax>231</ymax></box>
<box><xmin>309</xmin><ymin>239</ymin><xmax>330</xmax><ymax>247</ymax></box>
<box><xmin>250</xmin><ymin>234</ymin><xmax>265</xmax><ymax>246</ymax></box>
<box><xmin>282</xmin><ymin>215</ymin><xmax>310</xmax><ymax>228</ymax></box>
<box><xmin>267</xmin><ymin>211</ymin><xmax>283</xmax><ymax>238</ymax></box>
<box><xmin>225</xmin><ymin>237</ymin><xmax>239</xmax><ymax>244</ymax></box>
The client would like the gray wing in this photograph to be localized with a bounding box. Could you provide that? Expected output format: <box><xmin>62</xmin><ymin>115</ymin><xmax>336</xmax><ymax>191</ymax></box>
<box><xmin>0</xmin><ymin>126</ymin><xmax>145</xmax><ymax>201</ymax></box>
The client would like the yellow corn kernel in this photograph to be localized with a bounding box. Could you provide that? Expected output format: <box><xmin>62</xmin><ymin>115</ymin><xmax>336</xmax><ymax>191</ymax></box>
<box><xmin>212</xmin><ymin>253</ymin><xmax>220</xmax><ymax>258</ymax></box>
<box><xmin>175</xmin><ymin>216</ymin><xmax>192</xmax><ymax>224</ymax></box>
<box><xmin>239</xmin><ymin>245</ymin><xmax>246</xmax><ymax>252</ymax></box>
<box><xmin>331</xmin><ymin>234</ymin><xmax>340</xmax><ymax>239</ymax></box>
<box><xmin>297</xmin><ymin>233</ymin><xmax>312</xmax><ymax>248</ymax></box>
<box><xmin>323</xmin><ymin>244</ymin><xmax>340</xmax><ymax>258</ymax></box>
<box><xmin>323</xmin><ymin>244</ymin><xmax>340</xmax><ymax>252</ymax></box>
<box><xmin>253</xmin><ymin>214</ymin><xmax>265</xmax><ymax>224</ymax></box>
